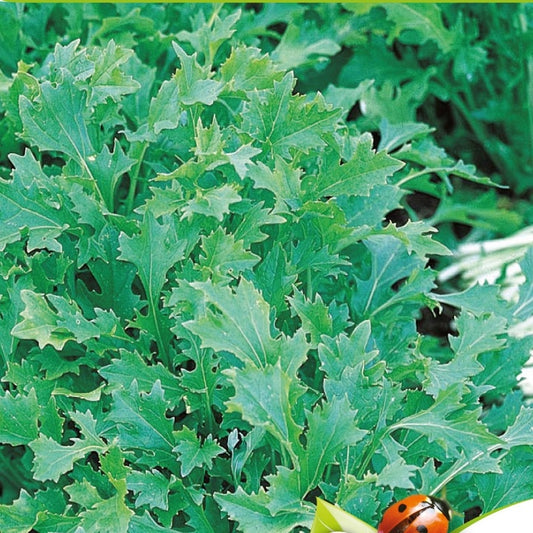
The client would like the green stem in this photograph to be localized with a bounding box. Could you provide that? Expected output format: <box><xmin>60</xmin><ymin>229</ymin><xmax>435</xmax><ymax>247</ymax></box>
<box><xmin>395</xmin><ymin>166</ymin><xmax>452</xmax><ymax>188</ymax></box>
<box><xmin>445</xmin><ymin>88</ymin><xmax>511</xmax><ymax>178</ymax></box>
<box><xmin>145</xmin><ymin>276</ymin><xmax>171</xmax><ymax>369</ymax></box>
<box><xmin>207</xmin><ymin>3</ymin><xmax>223</xmax><ymax>27</ymax></box>
<box><xmin>355</xmin><ymin>432</ymin><xmax>383</xmax><ymax>480</ymax></box>
<box><xmin>306</xmin><ymin>267</ymin><xmax>313</xmax><ymax>300</ymax></box>
<box><xmin>149</xmin><ymin>294</ymin><xmax>171</xmax><ymax>369</ymax></box>
<box><xmin>125</xmin><ymin>142</ymin><xmax>148</xmax><ymax>214</ymax></box>
<box><xmin>429</xmin><ymin>443</ymin><xmax>502</xmax><ymax>496</ymax></box>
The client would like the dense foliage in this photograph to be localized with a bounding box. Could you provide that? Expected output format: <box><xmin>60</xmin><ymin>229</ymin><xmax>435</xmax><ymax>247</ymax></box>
<box><xmin>0</xmin><ymin>4</ymin><xmax>532</xmax><ymax>532</ymax></box>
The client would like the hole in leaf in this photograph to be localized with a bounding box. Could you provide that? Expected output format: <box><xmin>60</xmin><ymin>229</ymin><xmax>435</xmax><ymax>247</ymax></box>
<box><xmin>385</xmin><ymin>208</ymin><xmax>409</xmax><ymax>227</ymax></box>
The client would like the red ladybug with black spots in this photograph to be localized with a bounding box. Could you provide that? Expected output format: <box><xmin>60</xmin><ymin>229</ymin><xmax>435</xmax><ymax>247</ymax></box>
<box><xmin>377</xmin><ymin>494</ymin><xmax>451</xmax><ymax>533</ymax></box>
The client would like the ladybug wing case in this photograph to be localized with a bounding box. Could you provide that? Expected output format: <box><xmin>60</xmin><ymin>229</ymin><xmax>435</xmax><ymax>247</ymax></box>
<box><xmin>378</xmin><ymin>495</ymin><xmax>450</xmax><ymax>533</ymax></box>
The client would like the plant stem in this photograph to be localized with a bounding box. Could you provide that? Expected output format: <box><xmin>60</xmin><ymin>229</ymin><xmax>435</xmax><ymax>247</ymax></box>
<box><xmin>306</xmin><ymin>267</ymin><xmax>313</xmax><ymax>300</ymax></box>
<box><xmin>125</xmin><ymin>142</ymin><xmax>148</xmax><ymax>214</ymax></box>
<box><xmin>429</xmin><ymin>444</ymin><xmax>502</xmax><ymax>496</ymax></box>
<box><xmin>149</xmin><ymin>294</ymin><xmax>171</xmax><ymax>369</ymax></box>
<box><xmin>395</xmin><ymin>166</ymin><xmax>452</xmax><ymax>188</ymax></box>
<box><xmin>445</xmin><ymin>89</ymin><xmax>511</xmax><ymax>179</ymax></box>
<box><xmin>207</xmin><ymin>3</ymin><xmax>223</xmax><ymax>27</ymax></box>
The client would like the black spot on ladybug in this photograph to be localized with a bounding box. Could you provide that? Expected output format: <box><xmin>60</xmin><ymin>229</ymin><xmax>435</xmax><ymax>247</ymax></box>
<box><xmin>398</xmin><ymin>503</ymin><xmax>407</xmax><ymax>513</ymax></box>
<box><xmin>416</xmin><ymin>527</ymin><xmax>428</xmax><ymax>533</ymax></box>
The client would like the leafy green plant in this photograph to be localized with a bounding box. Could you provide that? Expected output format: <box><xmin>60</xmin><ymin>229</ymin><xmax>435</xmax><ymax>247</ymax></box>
<box><xmin>0</xmin><ymin>4</ymin><xmax>532</xmax><ymax>533</ymax></box>
<box><xmin>270</xmin><ymin>3</ymin><xmax>533</xmax><ymax>195</ymax></box>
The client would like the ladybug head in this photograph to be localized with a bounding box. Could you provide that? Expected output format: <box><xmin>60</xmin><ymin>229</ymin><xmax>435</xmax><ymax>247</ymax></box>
<box><xmin>429</xmin><ymin>496</ymin><xmax>451</xmax><ymax>521</ymax></box>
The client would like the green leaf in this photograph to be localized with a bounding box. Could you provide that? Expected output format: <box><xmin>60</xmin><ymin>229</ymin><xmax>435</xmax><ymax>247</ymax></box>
<box><xmin>176</xmin><ymin>331</ymin><xmax>225</xmax><ymax>423</ymax></box>
<box><xmin>39</xmin><ymin>396</ymin><xmax>64</xmax><ymax>441</ymax></box>
<box><xmin>360</xmin><ymin>73</ymin><xmax>435</xmax><ymax>124</ymax></box>
<box><xmin>129</xmin><ymin>512</ymin><xmax>176</xmax><ymax>533</ymax></box>
<box><xmin>101</xmin><ymin>443</ymin><xmax>131</xmax><ymax>483</ymax></box>
<box><xmin>224</xmin><ymin>363</ymin><xmax>305</xmax><ymax>465</ymax></box>
<box><xmin>29</xmin><ymin>411</ymin><xmax>107</xmax><ymax>482</ymax></box>
<box><xmin>425</xmin><ymin>312</ymin><xmax>504</xmax><ymax>396</ymax></box>
<box><xmin>300</xmin><ymin>396</ymin><xmax>367</xmax><ymax>492</ymax></box>
<box><xmin>290</xmin><ymin>236</ymin><xmax>351</xmax><ymax>277</ymax></box>
<box><xmin>11</xmin><ymin>290</ymin><xmax>74</xmax><ymax>350</ymax></box>
<box><xmin>500</xmin><ymin>407</ymin><xmax>533</xmax><ymax>448</ymax></box>
<box><xmin>198</xmin><ymin>227</ymin><xmax>260</xmax><ymax>282</ymax></box>
<box><xmin>127</xmin><ymin>469</ymin><xmax>172</xmax><ymax>511</ymax></box>
<box><xmin>323</xmin><ymin>81</ymin><xmax>374</xmax><ymax>120</ymax></box>
<box><xmin>86</xmin><ymin>139</ymin><xmax>135</xmax><ymax>210</ymax></box>
<box><xmin>79</xmin><ymin>491</ymin><xmax>133</xmax><ymax>533</ymax></box>
<box><xmin>0</xmin><ymin>4</ymin><xmax>22</xmax><ymax>73</ymax></box>
<box><xmin>173</xmin><ymin>426</ymin><xmax>224</xmax><ymax>476</ymax></box>
<box><xmin>449</xmin><ymin>312</ymin><xmax>507</xmax><ymax>359</ymax></box>
<box><xmin>383</xmin><ymin>4</ymin><xmax>455</xmax><ymax>53</ymax></box>
<box><xmin>148</xmin><ymin>77</ymin><xmax>183</xmax><ymax>134</ymax></box>
<box><xmin>47</xmin><ymin>294</ymin><xmax>102</xmax><ymax>342</ymax></box>
<box><xmin>11</xmin><ymin>290</ymin><xmax>101</xmax><ymax>350</ymax></box>
<box><xmin>118</xmin><ymin>211</ymin><xmax>186</xmax><ymax>303</ymax></box>
<box><xmin>19</xmin><ymin>70</ymin><xmax>95</xmax><ymax>162</ymax></box>
<box><xmin>318</xmin><ymin>320</ymin><xmax>378</xmax><ymax>381</ymax></box>
<box><xmin>87</xmin><ymin>39</ymin><xmax>140</xmax><ymax>105</ymax></box>
<box><xmin>513</xmin><ymin>248</ymin><xmax>533</xmax><ymax>320</ymax></box>
<box><xmin>338</xmin><ymin>184</ymin><xmax>404</xmax><ymax>232</ymax></box>
<box><xmin>99</xmin><ymin>350</ymin><xmax>182</xmax><ymax>407</ymax></box>
<box><xmin>0</xmin><ymin>276</ymin><xmax>31</xmax><ymax>363</ymax></box>
<box><xmin>396</xmin><ymin>139</ymin><xmax>500</xmax><ymax>190</ymax></box>
<box><xmin>378</xmin><ymin>119</ymin><xmax>434</xmax><ymax>152</ymax></box>
<box><xmin>247</xmin><ymin>156</ymin><xmax>303</xmax><ymax>207</ymax></box>
<box><xmin>172</xmin><ymin>42</ymin><xmax>224</xmax><ymax>106</ymax></box>
<box><xmin>454</xmin><ymin>41</ymin><xmax>490</xmax><ymax>79</ymax></box>
<box><xmin>79</xmin><ymin>226</ymin><xmax>141</xmax><ymax>319</ymax></box>
<box><xmin>252</xmin><ymin>242</ymin><xmax>297</xmax><ymax>312</ymax></box>
<box><xmin>379</xmin><ymin>220</ymin><xmax>451</xmax><ymax>259</ymax></box>
<box><xmin>376</xmin><ymin>457</ymin><xmax>417</xmax><ymax>490</ymax></box>
<box><xmin>271</xmin><ymin>18</ymin><xmax>340</xmax><ymax>70</ymax></box>
<box><xmin>215</xmin><ymin>485</ymin><xmax>312</xmax><ymax>533</ymax></box>
<box><xmin>193</xmin><ymin>115</ymin><xmax>225</xmax><ymax>158</ymax></box>
<box><xmin>176</xmin><ymin>8</ymin><xmax>241</xmax><ymax>65</ymax></box>
<box><xmin>65</xmin><ymin>479</ymin><xmax>102</xmax><ymax>509</ymax></box>
<box><xmin>0</xmin><ymin>152</ymin><xmax>72</xmax><ymax>252</ymax></box>
<box><xmin>226</xmin><ymin>143</ymin><xmax>263</xmax><ymax>179</ymax></box>
<box><xmin>90</xmin><ymin>6</ymin><xmax>156</xmax><ymax>45</ymax></box>
<box><xmin>182</xmin><ymin>184</ymin><xmax>242</xmax><ymax>221</ymax></box>
<box><xmin>393</xmin><ymin>384</ymin><xmax>503</xmax><ymax>458</ymax></box>
<box><xmin>184</xmin><ymin>279</ymin><xmax>278</xmax><ymax>368</ymax></box>
<box><xmin>220</xmin><ymin>45</ymin><xmax>284</xmax><ymax>93</ymax></box>
<box><xmin>231</xmin><ymin>201</ymin><xmax>285</xmax><ymax>247</ymax></box>
<box><xmin>107</xmin><ymin>380</ymin><xmax>175</xmax><ymax>456</ymax></box>
<box><xmin>0</xmin><ymin>490</ymin><xmax>41</xmax><ymax>533</ymax></box>
<box><xmin>288</xmin><ymin>290</ymin><xmax>334</xmax><ymax>346</ymax></box>
<box><xmin>351</xmin><ymin>235</ymin><xmax>429</xmax><ymax>319</ymax></box>
<box><xmin>434</xmin><ymin>284</ymin><xmax>510</xmax><ymax>318</ymax></box>
<box><xmin>0</xmin><ymin>389</ymin><xmax>39</xmax><ymax>446</ymax></box>
<box><xmin>264</xmin><ymin>466</ymin><xmax>306</xmax><ymax>515</ymax></box>
<box><xmin>475</xmin><ymin>336</ymin><xmax>532</xmax><ymax>401</ymax></box>
<box><xmin>473</xmin><ymin>448</ymin><xmax>533</xmax><ymax>511</ymax></box>
<box><xmin>241</xmin><ymin>72</ymin><xmax>341</xmax><ymax>159</ymax></box>
<box><xmin>304</xmin><ymin>134</ymin><xmax>404</xmax><ymax>199</ymax></box>
<box><xmin>50</xmin><ymin>39</ymin><xmax>94</xmax><ymax>82</ymax></box>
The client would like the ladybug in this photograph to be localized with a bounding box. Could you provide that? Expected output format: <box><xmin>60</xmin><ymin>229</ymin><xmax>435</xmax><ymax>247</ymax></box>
<box><xmin>377</xmin><ymin>494</ymin><xmax>451</xmax><ymax>533</ymax></box>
